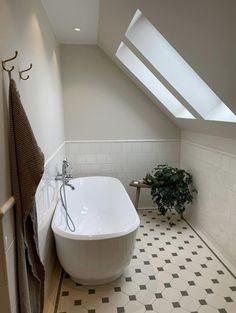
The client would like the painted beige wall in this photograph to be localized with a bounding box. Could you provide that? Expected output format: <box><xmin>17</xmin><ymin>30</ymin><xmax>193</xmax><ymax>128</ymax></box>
<box><xmin>0</xmin><ymin>0</ymin><xmax>65</xmax><ymax>206</ymax></box>
<box><xmin>181</xmin><ymin>131</ymin><xmax>236</xmax><ymax>269</ymax></box>
<box><xmin>99</xmin><ymin>0</ymin><xmax>236</xmax><ymax>139</ymax></box>
<box><xmin>61</xmin><ymin>45</ymin><xmax>180</xmax><ymax>141</ymax></box>
<box><xmin>0</xmin><ymin>0</ymin><xmax>65</xmax><ymax>312</ymax></box>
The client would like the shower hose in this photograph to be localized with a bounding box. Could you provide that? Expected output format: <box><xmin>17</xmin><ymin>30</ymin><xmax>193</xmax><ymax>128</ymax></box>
<box><xmin>60</xmin><ymin>184</ymin><xmax>76</xmax><ymax>232</ymax></box>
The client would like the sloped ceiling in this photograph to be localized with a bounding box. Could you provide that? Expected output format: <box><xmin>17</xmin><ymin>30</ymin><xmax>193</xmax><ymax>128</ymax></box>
<box><xmin>98</xmin><ymin>0</ymin><xmax>236</xmax><ymax>139</ymax></box>
<box><xmin>41</xmin><ymin>0</ymin><xmax>236</xmax><ymax>139</ymax></box>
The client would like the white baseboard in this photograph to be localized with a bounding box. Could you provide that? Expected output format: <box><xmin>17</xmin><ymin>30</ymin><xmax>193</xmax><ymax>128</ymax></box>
<box><xmin>44</xmin><ymin>262</ymin><xmax>62</xmax><ymax>313</ymax></box>
<box><xmin>137</xmin><ymin>207</ymin><xmax>155</xmax><ymax>210</ymax></box>
<box><xmin>185</xmin><ymin>220</ymin><xmax>236</xmax><ymax>278</ymax></box>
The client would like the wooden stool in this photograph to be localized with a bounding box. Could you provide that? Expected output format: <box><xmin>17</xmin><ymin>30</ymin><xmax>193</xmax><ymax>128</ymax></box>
<box><xmin>129</xmin><ymin>180</ymin><xmax>151</xmax><ymax>209</ymax></box>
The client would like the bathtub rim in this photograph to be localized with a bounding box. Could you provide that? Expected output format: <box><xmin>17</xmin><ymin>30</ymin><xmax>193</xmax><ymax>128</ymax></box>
<box><xmin>51</xmin><ymin>176</ymin><xmax>140</xmax><ymax>241</ymax></box>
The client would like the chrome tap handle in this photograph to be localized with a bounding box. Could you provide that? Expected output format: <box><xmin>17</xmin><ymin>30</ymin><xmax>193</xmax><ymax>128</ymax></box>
<box><xmin>66</xmin><ymin>174</ymin><xmax>73</xmax><ymax>179</ymax></box>
<box><xmin>55</xmin><ymin>159</ymin><xmax>73</xmax><ymax>182</ymax></box>
<box><xmin>63</xmin><ymin>158</ymin><xmax>71</xmax><ymax>167</ymax></box>
<box><xmin>63</xmin><ymin>159</ymin><xmax>72</xmax><ymax>176</ymax></box>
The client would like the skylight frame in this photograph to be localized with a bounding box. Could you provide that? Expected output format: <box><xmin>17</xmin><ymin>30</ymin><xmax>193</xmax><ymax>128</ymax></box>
<box><xmin>125</xmin><ymin>9</ymin><xmax>236</xmax><ymax>123</ymax></box>
<box><xmin>116</xmin><ymin>42</ymin><xmax>195</xmax><ymax>119</ymax></box>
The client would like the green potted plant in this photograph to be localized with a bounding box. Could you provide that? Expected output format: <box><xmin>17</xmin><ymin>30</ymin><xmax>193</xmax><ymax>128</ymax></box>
<box><xmin>144</xmin><ymin>164</ymin><xmax>197</xmax><ymax>219</ymax></box>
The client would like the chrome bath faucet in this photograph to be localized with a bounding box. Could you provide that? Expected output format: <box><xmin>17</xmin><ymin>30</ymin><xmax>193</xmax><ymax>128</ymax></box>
<box><xmin>55</xmin><ymin>159</ymin><xmax>74</xmax><ymax>188</ymax></box>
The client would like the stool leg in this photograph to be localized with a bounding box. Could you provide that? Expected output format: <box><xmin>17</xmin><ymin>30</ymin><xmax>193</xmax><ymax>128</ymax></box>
<box><xmin>135</xmin><ymin>187</ymin><xmax>141</xmax><ymax>209</ymax></box>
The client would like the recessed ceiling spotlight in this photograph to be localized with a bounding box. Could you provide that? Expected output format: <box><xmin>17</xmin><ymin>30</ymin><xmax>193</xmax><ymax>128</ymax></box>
<box><xmin>74</xmin><ymin>27</ymin><xmax>81</xmax><ymax>32</ymax></box>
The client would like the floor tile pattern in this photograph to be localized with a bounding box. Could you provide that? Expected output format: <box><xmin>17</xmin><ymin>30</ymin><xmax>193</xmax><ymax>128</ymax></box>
<box><xmin>56</xmin><ymin>210</ymin><xmax>236</xmax><ymax>313</ymax></box>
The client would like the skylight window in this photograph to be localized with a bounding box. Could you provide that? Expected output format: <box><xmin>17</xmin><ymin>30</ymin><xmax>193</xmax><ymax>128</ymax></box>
<box><xmin>116</xmin><ymin>43</ymin><xmax>194</xmax><ymax>119</ymax></box>
<box><xmin>125</xmin><ymin>10</ymin><xmax>236</xmax><ymax>123</ymax></box>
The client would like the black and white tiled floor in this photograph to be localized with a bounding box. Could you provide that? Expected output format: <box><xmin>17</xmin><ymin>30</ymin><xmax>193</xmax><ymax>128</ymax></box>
<box><xmin>56</xmin><ymin>210</ymin><xmax>236</xmax><ymax>313</ymax></box>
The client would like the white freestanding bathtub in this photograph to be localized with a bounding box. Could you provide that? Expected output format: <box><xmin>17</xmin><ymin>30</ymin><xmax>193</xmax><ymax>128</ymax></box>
<box><xmin>52</xmin><ymin>176</ymin><xmax>140</xmax><ymax>285</ymax></box>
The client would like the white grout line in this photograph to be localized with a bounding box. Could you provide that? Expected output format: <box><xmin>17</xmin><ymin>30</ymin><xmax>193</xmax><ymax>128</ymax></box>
<box><xmin>5</xmin><ymin>236</ymin><xmax>15</xmax><ymax>254</ymax></box>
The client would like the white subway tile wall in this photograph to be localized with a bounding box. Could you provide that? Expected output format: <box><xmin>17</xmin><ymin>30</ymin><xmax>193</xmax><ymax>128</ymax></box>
<box><xmin>0</xmin><ymin>140</ymin><xmax>179</xmax><ymax>313</ymax></box>
<box><xmin>36</xmin><ymin>144</ymin><xmax>66</xmax><ymax>302</ymax></box>
<box><xmin>0</xmin><ymin>209</ymin><xmax>16</xmax><ymax>313</ymax></box>
<box><xmin>36</xmin><ymin>144</ymin><xmax>65</xmax><ymax>260</ymax></box>
<box><xmin>181</xmin><ymin>140</ymin><xmax>236</xmax><ymax>269</ymax></box>
<box><xmin>66</xmin><ymin>140</ymin><xmax>180</xmax><ymax>208</ymax></box>
<box><xmin>0</xmin><ymin>143</ymin><xmax>65</xmax><ymax>313</ymax></box>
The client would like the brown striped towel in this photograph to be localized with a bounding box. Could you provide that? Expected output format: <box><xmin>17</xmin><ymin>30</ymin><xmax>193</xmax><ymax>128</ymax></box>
<box><xmin>9</xmin><ymin>79</ymin><xmax>45</xmax><ymax>313</ymax></box>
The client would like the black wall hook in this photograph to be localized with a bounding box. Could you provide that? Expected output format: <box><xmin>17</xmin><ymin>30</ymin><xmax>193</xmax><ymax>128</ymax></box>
<box><xmin>19</xmin><ymin>63</ymin><xmax>33</xmax><ymax>80</ymax></box>
<box><xmin>2</xmin><ymin>51</ymin><xmax>18</xmax><ymax>78</ymax></box>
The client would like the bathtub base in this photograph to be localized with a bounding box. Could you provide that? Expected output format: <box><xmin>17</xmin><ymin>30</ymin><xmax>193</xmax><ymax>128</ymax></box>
<box><xmin>71</xmin><ymin>273</ymin><xmax>122</xmax><ymax>286</ymax></box>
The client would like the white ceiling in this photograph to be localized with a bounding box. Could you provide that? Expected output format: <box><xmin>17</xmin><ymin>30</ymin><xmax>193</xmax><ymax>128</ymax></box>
<box><xmin>41</xmin><ymin>0</ymin><xmax>236</xmax><ymax>139</ymax></box>
<box><xmin>41</xmin><ymin>0</ymin><xmax>100</xmax><ymax>44</ymax></box>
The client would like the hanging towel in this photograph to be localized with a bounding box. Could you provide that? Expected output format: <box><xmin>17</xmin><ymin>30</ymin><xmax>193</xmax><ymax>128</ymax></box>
<box><xmin>8</xmin><ymin>79</ymin><xmax>45</xmax><ymax>313</ymax></box>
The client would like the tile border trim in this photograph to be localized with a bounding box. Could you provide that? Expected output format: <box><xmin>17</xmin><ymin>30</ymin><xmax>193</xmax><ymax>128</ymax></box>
<box><xmin>0</xmin><ymin>197</ymin><xmax>15</xmax><ymax>220</ymax></box>
<box><xmin>181</xmin><ymin>139</ymin><xmax>236</xmax><ymax>159</ymax></box>
<box><xmin>53</xmin><ymin>269</ymin><xmax>64</xmax><ymax>313</ymax></box>
<box><xmin>184</xmin><ymin>218</ymin><xmax>236</xmax><ymax>279</ymax></box>
<box><xmin>66</xmin><ymin>139</ymin><xmax>180</xmax><ymax>143</ymax></box>
<box><xmin>0</xmin><ymin>141</ymin><xmax>65</xmax><ymax>219</ymax></box>
<box><xmin>44</xmin><ymin>141</ymin><xmax>65</xmax><ymax>167</ymax></box>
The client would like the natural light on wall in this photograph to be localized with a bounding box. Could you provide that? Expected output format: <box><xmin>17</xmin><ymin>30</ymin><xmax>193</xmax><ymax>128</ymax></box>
<box><xmin>120</xmin><ymin>9</ymin><xmax>236</xmax><ymax>123</ymax></box>
<box><xmin>116</xmin><ymin>43</ymin><xmax>195</xmax><ymax>119</ymax></box>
